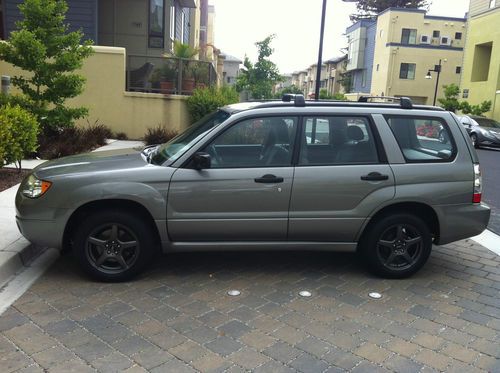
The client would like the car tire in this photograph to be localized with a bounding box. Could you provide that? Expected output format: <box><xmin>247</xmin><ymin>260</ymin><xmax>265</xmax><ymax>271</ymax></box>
<box><xmin>470</xmin><ymin>133</ymin><xmax>479</xmax><ymax>148</ymax></box>
<box><xmin>359</xmin><ymin>213</ymin><xmax>432</xmax><ymax>279</ymax></box>
<box><xmin>73</xmin><ymin>209</ymin><xmax>157</xmax><ymax>282</ymax></box>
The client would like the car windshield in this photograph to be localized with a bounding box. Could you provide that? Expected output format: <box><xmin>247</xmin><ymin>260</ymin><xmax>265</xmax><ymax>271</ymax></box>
<box><xmin>474</xmin><ymin>117</ymin><xmax>500</xmax><ymax>129</ymax></box>
<box><xmin>151</xmin><ymin>110</ymin><xmax>231</xmax><ymax>165</ymax></box>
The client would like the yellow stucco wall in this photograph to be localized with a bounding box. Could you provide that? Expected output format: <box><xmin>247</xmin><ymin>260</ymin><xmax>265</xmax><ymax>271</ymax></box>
<box><xmin>371</xmin><ymin>10</ymin><xmax>466</xmax><ymax>105</ymax></box>
<box><xmin>0</xmin><ymin>46</ymin><xmax>191</xmax><ymax>139</ymax></box>
<box><xmin>461</xmin><ymin>9</ymin><xmax>500</xmax><ymax>120</ymax></box>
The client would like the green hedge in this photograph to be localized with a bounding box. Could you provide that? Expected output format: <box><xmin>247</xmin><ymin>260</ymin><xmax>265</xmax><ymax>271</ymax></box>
<box><xmin>187</xmin><ymin>86</ymin><xmax>239</xmax><ymax>123</ymax></box>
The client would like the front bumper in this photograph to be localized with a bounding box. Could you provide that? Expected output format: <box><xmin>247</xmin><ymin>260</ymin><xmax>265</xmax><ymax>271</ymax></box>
<box><xmin>436</xmin><ymin>203</ymin><xmax>491</xmax><ymax>245</ymax></box>
<box><xmin>16</xmin><ymin>216</ymin><xmax>66</xmax><ymax>249</ymax></box>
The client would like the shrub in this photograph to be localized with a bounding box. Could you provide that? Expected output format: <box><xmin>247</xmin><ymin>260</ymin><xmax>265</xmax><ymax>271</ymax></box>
<box><xmin>187</xmin><ymin>86</ymin><xmax>239</xmax><ymax>123</ymax></box>
<box><xmin>0</xmin><ymin>104</ymin><xmax>39</xmax><ymax>169</ymax></box>
<box><xmin>144</xmin><ymin>125</ymin><xmax>178</xmax><ymax>145</ymax></box>
<box><xmin>115</xmin><ymin>132</ymin><xmax>129</xmax><ymax>140</ymax></box>
<box><xmin>37</xmin><ymin>122</ymin><xmax>113</xmax><ymax>159</ymax></box>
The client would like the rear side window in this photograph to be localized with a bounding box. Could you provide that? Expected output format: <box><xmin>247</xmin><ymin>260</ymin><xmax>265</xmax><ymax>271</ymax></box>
<box><xmin>385</xmin><ymin>116</ymin><xmax>456</xmax><ymax>162</ymax></box>
<box><xmin>299</xmin><ymin>116</ymin><xmax>379</xmax><ymax>165</ymax></box>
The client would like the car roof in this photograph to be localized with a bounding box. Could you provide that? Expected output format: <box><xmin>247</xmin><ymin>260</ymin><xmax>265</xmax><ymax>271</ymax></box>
<box><xmin>223</xmin><ymin>94</ymin><xmax>445</xmax><ymax>114</ymax></box>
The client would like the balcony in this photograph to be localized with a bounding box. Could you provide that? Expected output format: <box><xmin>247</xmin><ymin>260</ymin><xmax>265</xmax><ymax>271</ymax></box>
<box><xmin>127</xmin><ymin>54</ymin><xmax>218</xmax><ymax>95</ymax></box>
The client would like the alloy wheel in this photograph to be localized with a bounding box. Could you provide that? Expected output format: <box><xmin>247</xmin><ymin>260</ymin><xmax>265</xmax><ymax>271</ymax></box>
<box><xmin>85</xmin><ymin>223</ymin><xmax>140</xmax><ymax>274</ymax></box>
<box><xmin>376</xmin><ymin>224</ymin><xmax>423</xmax><ymax>271</ymax></box>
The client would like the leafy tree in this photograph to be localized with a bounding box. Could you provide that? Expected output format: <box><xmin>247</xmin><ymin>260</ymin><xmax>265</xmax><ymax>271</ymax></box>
<box><xmin>236</xmin><ymin>35</ymin><xmax>282</xmax><ymax>99</ymax></box>
<box><xmin>437</xmin><ymin>84</ymin><xmax>461</xmax><ymax>113</ymax></box>
<box><xmin>438</xmin><ymin>84</ymin><xmax>492</xmax><ymax>116</ymax></box>
<box><xmin>0</xmin><ymin>0</ymin><xmax>93</xmax><ymax>132</ymax></box>
<box><xmin>351</xmin><ymin>0</ymin><xmax>429</xmax><ymax>21</ymax></box>
<box><xmin>0</xmin><ymin>104</ymin><xmax>39</xmax><ymax>170</ymax></box>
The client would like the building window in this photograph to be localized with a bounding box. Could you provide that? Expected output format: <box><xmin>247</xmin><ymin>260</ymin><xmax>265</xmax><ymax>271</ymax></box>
<box><xmin>170</xmin><ymin>3</ymin><xmax>175</xmax><ymax>41</ymax></box>
<box><xmin>401</xmin><ymin>29</ymin><xmax>417</xmax><ymax>45</ymax></box>
<box><xmin>399</xmin><ymin>63</ymin><xmax>416</xmax><ymax>80</ymax></box>
<box><xmin>471</xmin><ymin>42</ymin><xmax>492</xmax><ymax>82</ymax></box>
<box><xmin>433</xmin><ymin>30</ymin><xmax>440</xmax><ymax>38</ymax></box>
<box><xmin>149</xmin><ymin>0</ymin><xmax>165</xmax><ymax>48</ymax></box>
<box><xmin>180</xmin><ymin>10</ymin><xmax>185</xmax><ymax>42</ymax></box>
<box><xmin>455</xmin><ymin>32</ymin><xmax>462</xmax><ymax>40</ymax></box>
<box><xmin>456</xmin><ymin>66</ymin><xmax>462</xmax><ymax>74</ymax></box>
<box><xmin>361</xmin><ymin>70</ymin><xmax>367</xmax><ymax>87</ymax></box>
<box><xmin>490</xmin><ymin>0</ymin><xmax>496</xmax><ymax>9</ymax></box>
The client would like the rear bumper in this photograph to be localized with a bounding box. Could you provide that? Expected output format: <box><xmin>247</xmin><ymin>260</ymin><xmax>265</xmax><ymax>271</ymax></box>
<box><xmin>435</xmin><ymin>203</ymin><xmax>491</xmax><ymax>245</ymax></box>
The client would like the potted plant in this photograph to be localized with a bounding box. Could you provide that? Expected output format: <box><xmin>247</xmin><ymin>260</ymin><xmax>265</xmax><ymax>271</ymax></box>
<box><xmin>151</xmin><ymin>61</ymin><xmax>177</xmax><ymax>94</ymax></box>
<box><xmin>171</xmin><ymin>41</ymin><xmax>199</xmax><ymax>93</ymax></box>
<box><xmin>192</xmin><ymin>63</ymin><xmax>210</xmax><ymax>89</ymax></box>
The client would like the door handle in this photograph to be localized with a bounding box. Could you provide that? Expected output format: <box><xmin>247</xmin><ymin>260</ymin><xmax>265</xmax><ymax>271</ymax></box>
<box><xmin>361</xmin><ymin>172</ymin><xmax>389</xmax><ymax>181</ymax></box>
<box><xmin>254</xmin><ymin>174</ymin><xmax>284</xmax><ymax>183</ymax></box>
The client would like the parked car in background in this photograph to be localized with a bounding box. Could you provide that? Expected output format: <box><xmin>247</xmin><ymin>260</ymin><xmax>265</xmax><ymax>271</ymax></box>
<box><xmin>458</xmin><ymin>115</ymin><xmax>500</xmax><ymax>148</ymax></box>
<box><xmin>15</xmin><ymin>95</ymin><xmax>490</xmax><ymax>282</ymax></box>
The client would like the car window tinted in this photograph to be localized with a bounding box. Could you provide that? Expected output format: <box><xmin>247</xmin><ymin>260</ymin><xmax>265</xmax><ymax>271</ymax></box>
<box><xmin>474</xmin><ymin>117</ymin><xmax>500</xmax><ymax>128</ymax></box>
<box><xmin>204</xmin><ymin>116</ymin><xmax>298</xmax><ymax>168</ymax></box>
<box><xmin>299</xmin><ymin>116</ymin><xmax>379</xmax><ymax>165</ymax></box>
<box><xmin>386</xmin><ymin>116</ymin><xmax>455</xmax><ymax>162</ymax></box>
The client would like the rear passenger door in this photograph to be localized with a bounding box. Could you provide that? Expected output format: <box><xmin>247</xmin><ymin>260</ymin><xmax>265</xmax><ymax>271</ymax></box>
<box><xmin>288</xmin><ymin>116</ymin><xmax>395</xmax><ymax>242</ymax></box>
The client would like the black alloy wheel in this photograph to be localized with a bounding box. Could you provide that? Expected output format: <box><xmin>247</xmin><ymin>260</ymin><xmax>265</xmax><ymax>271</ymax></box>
<box><xmin>360</xmin><ymin>213</ymin><xmax>432</xmax><ymax>278</ymax></box>
<box><xmin>74</xmin><ymin>210</ymin><xmax>156</xmax><ymax>281</ymax></box>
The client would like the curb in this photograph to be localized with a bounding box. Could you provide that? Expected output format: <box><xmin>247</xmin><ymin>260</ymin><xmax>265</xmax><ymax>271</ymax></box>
<box><xmin>0</xmin><ymin>238</ymin><xmax>47</xmax><ymax>289</ymax></box>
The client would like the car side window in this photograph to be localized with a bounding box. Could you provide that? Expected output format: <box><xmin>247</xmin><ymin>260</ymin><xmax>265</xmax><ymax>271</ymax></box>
<box><xmin>203</xmin><ymin>116</ymin><xmax>298</xmax><ymax>168</ymax></box>
<box><xmin>385</xmin><ymin>116</ymin><xmax>456</xmax><ymax>162</ymax></box>
<box><xmin>298</xmin><ymin>116</ymin><xmax>379</xmax><ymax>165</ymax></box>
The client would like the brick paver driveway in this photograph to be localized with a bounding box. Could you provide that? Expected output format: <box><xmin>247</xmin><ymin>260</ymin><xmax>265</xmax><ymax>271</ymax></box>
<box><xmin>1</xmin><ymin>239</ymin><xmax>499</xmax><ymax>372</ymax></box>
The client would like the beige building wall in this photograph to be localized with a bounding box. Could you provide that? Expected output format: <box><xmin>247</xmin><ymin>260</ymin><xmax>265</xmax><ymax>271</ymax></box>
<box><xmin>461</xmin><ymin>2</ymin><xmax>500</xmax><ymax>120</ymax></box>
<box><xmin>371</xmin><ymin>9</ymin><xmax>466</xmax><ymax>105</ymax></box>
<box><xmin>0</xmin><ymin>46</ymin><xmax>190</xmax><ymax>139</ymax></box>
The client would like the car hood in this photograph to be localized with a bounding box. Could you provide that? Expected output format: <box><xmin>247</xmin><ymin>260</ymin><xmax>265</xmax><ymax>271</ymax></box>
<box><xmin>34</xmin><ymin>148</ymin><xmax>148</xmax><ymax>179</ymax></box>
<box><xmin>482</xmin><ymin>127</ymin><xmax>500</xmax><ymax>135</ymax></box>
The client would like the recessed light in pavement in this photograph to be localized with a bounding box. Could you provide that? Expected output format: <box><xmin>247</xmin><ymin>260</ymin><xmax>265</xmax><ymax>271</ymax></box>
<box><xmin>227</xmin><ymin>290</ymin><xmax>241</xmax><ymax>296</ymax></box>
<box><xmin>298</xmin><ymin>290</ymin><xmax>312</xmax><ymax>297</ymax></box>
<box><xmin>368</xmin><ymin>292</ymin><xmax>382</xmax><ymax>299</ymax></box>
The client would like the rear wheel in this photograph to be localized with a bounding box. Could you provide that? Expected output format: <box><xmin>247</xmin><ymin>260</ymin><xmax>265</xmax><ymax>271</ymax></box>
<box><xmin>359</xmin><ymin>214</ymin><xmax>432</xmax><ymax>278</ymax></box>
<box><xmin>471</xmin><ymin>133</ymin><xmax>479</xmax><ymax>148</ymax></box>
<box><xmin>73</xmin><ymin>210</ymin><xmax>156</xmax><ymax>282</ymax></box>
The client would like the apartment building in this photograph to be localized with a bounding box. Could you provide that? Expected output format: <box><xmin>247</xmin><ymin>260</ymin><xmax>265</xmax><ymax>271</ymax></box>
<box><xmin>325</xmin><ymin>56</ymin><xmax>348</xmax><ymax>96</ymax></box>
<box><xmin>345</xmin><ymin>19</ymin><xmax>377</xmax><ymax>94</ymax></box>
<box><xmin>370</xmin><ymin>8</ymin><xmax>466</xmax><ymax>104</ymax></box>
<box><xmin>461</xmin><ymin>0</ymin><xmax>500</xmax><ymax>120</ymax></box>
<box><xmin>291</xmin><ymin>70</ymin><xmax>308</xmax><ymax>95</ymax></box>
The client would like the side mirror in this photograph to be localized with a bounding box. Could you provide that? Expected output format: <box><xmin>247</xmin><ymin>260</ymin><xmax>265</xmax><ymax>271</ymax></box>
<box><xmin>192</xmin><ymin>152</ymin><xmax>211</xmax><ymax>170</ymax></box>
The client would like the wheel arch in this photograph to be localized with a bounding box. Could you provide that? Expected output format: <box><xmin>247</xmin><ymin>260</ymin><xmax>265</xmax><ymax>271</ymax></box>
<box><xmin>63</xmin><ymin>199</ymin><xmax>161</xmax><ymax>252</ymax></box>
<box><xmin>358</xmin><ymin>202</ymin><xmax>440</xmax><ymax>245</ymax></box>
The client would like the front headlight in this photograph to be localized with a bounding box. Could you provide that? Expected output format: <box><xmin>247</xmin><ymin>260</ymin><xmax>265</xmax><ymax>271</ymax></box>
<box><xmin>21</xmin><ymin>175</ymin><xmax>52</xmax><ymax>198</ymax></box>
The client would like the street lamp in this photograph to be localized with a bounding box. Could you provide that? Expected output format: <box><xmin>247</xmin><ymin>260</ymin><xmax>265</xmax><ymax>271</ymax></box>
<box><xmin>426</xmin><ymin>59</ymin><xmax>442</xmax><ymax>106</ymax></box>
<box><xmin>315</xmin><ymin>0</ymin><xmax>357</xmax><ymax>101</ymax></box>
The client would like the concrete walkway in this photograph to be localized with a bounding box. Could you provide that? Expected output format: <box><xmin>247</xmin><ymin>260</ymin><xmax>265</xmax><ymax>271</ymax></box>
<box><xmin>0</xmin><ymin>140</ymin><xmax>144</xmax><ymax>288</ymax></box>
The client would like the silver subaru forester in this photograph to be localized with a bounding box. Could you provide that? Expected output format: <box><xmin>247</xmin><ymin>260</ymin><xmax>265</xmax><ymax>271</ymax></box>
<box><xmin>16</xmin><ymin>95</ymin><xmax>491</xmax><ymax>281</ymax></box>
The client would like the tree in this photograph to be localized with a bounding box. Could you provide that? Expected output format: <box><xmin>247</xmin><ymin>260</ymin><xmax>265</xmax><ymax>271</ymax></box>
<box><xmin>438</xmin><ymin>84</ymin><xmax>492</xmax><ymax>116</ymax></box>
<box><xmin>235</xmin><ymin>35</ymin><xmax>282</xmax><ymax>99</ymax></box>
<box><xmin>319</xmin><ymin>89</ymin><xmax>347</xmax><ymax>101</ymax></box>
<box><xmin>351</xmin><ymin>0</ymin><xmax>429</xmax><ymax>21</ymax></box>
<box><xmin>0</xmin><ymin>0</ymin><xmax>93</xmax><ymax>132</ymax></box>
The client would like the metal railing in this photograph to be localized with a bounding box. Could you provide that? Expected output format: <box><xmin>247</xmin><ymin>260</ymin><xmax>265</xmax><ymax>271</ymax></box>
<box><xmin>126</xmin><ymin>54</ymin><xmax>217</xmax><ymax>95</ymax></box>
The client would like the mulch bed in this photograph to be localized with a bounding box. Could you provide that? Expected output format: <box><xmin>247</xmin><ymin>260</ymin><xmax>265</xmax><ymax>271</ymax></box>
<box><xmin>0</xmin><ymin>168</ymin><xmax>29</xmax><ymax>192</ymax></box>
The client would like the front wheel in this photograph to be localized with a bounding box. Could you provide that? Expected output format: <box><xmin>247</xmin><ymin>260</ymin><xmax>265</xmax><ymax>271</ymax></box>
<box><xmin>73</xmin><ymin>210</ymin><xmax>157</xmax><ymax>282</ymax></box>
<box><xmin>359</xmin><ymin>214</ymin><xmax>432</xmax><ymax>278</ymax></box>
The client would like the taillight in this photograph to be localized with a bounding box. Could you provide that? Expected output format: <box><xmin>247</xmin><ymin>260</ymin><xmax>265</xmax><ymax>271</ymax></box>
<box><xmin>473</xmin><ymin>163</ymin><xmax>482</xmax><ymax>203</ymax></box>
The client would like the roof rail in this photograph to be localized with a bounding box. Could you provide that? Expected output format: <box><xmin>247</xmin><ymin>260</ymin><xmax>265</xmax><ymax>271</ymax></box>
<box><xmin>282</xmin><ymin>94</ymin><xmax>305</xmax><ymax>107</ymax></box>
<box><xmin>359</xmin><ymin>96</ymin><xmax>413</xmax><ymax>109</ymax></box>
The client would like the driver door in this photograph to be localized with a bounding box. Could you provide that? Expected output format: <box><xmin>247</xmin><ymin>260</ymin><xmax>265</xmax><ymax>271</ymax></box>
<box><xmin>167</xmin><ymin>116</ymin><xmax>298</xmax><ymax>242</ymax></box>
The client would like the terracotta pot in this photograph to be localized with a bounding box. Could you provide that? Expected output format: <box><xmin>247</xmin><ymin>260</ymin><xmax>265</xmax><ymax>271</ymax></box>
<box><xmin>160</xmin><ymin>81</ymin><xmax>175</xmax><ymax>94</ymax></box>
<box><xmin>182</xmin><ymin>79</ymin><xmax>195</xmax><ymax>92</ymax></box>
<box><xmin>195</xmin><ymin>83</ymin><xmax>207</xmax><ymax>89</ymax></box>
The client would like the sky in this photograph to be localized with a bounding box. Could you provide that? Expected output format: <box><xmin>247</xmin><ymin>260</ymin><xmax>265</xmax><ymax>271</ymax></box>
<box><xmin>210</xmin><ymin>0</ymin><xmax>470</xmax><ymax>74</ymax></box>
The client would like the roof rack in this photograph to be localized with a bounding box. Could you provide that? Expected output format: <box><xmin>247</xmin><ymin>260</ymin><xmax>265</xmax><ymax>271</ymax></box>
<box><xmin>282</xmin><ymin>94</ymin><xmax>305</xmax><ymax>107</ymax></box>
<box><xmin>358</xmin><ymin>96</ymin><xmax>413</xmax><ymax>109</ymax></box>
